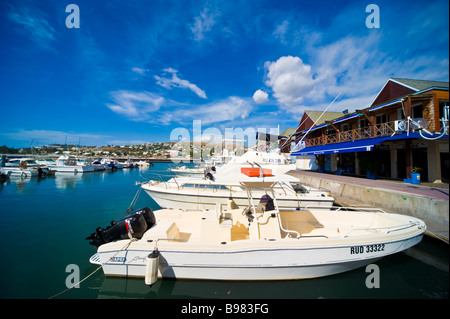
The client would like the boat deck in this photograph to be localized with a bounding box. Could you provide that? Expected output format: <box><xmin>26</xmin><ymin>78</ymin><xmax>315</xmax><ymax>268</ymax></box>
<box><xmin>287</xmin><ymin>170</ymin><xmax>449</xmax><ymax>243</ymax></box>
<box><xmin>139</xmin><ymin>207</ymin><xmax>423</xmax><ymax>247</ymax></box>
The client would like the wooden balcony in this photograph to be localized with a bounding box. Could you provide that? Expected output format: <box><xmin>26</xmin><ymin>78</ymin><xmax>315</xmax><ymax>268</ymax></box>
<box><xmin>305</xmin><ymin>121</ymin><xmax>397</xmax><ymax>147</ymax></box>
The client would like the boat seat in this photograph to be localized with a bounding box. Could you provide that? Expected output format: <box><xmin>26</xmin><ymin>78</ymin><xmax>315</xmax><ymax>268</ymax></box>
<box><xmin>142</xmin><ymin>220</ymin><xmax>180</xmax><ymax>241</ymax></box>
<box><xmin>220</xmin><ymin>212</ymin><xmax>233</xmax><ymax>228</ymax></box>
<box><xmin>258</xmin><ymin>194</ymin><xmax>275</xmax><ymax>212</ymax></box>
<box><xmin>203</xmin><ymin>205</ymin><xmax>233</xmax><ymax>228</ymax></box>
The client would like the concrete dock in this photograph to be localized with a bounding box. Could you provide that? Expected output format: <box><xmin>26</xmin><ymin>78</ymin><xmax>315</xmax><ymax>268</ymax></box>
<box><xmin>288</xmin><ymin>170</ymin><xmax>449</xmax><ymax>243</ymax></box>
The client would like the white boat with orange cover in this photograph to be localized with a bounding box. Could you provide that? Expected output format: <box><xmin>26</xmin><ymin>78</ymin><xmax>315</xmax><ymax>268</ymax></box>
<box><xmin>141</xmin><ymin>150</ymin><xmax>334</xmax><ymax>210</ymax></box>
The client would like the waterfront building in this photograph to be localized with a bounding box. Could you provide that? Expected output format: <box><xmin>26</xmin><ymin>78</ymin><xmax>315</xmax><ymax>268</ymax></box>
<box><xmin>291</xmin><ymin>78</ymin><xmax>449</xmax><ymax>183</ymax></box>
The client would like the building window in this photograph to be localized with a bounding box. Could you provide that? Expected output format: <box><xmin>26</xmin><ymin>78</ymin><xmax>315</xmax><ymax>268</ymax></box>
<box><xmin>375</xmin><ymin>114</ymin><xmax>389</xmax><ymax>135</ymax></box>
<box><xmin>412</xmin><ymin>103</ymin><xmax>423</xmax><ymax>118</ymax></box>
<box><xmin>397</xmin><ymin>108</ymin><xmax>404</xmax><ymax>120</ymax></box>
<box><xmin>341</xmin><ymin>123</ymin><xmax>353</xmax><ymax>140</ymax></box>
<box><xmin>359</xmin><ymin>118</ymin><xmax>370</xmax><ymax>128</ymax></box>
<box><xmin>376</xmin><ymin>114</ymin><xmax>388</xmax><ymax>124</ymax></box>
<box><xmin>359</xmin><ymin>118</ymin><xmax>371</xmax><ymax>137</ymax></box>
<box><xmin>325</xmin><ymin>128</ymin><xmax>336</xmax><ymax>135</ymax></box>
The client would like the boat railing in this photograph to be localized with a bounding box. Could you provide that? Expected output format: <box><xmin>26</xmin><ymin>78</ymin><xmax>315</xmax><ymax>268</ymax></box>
<box><xmin>276</xmin><ymin>181</ymin><xmax>297</xmax><ymax>196</ymax></box>
<box><xmin>241</xmin><ymin>182</ymin><xmax>303</xmax><ymax>239</ymax></box>
<box><xmin>141</xmin><ymin>171</ymin><xmax>230</xmax><ymax>193</ymax></box>
<box><xmin>330</xmin><ymin>206</ymin><xmax>387</xmax><ymax>213</ymax></box>
<box><xmin>170</xmin><ymin>177</ymin><xmax>180</xmax><ymax>190</ymax></box>
<box><xmin>291</xmin><ymin>180</ymin><xmax>331</xmax><ymax>194</ymax></box>
<box><xmin>342</xmin><ymin>220</ymin><xmax>421</xmax><ymax>238</ymax></box>
<box><xmin>139</xmin><ymin>171</ymin><xmax>175</xmax><ymax>189</ymax></box>
<box><xmin>302</xmin><ymin>205</ymin><xmax>389</xmax><ymax>214</ymax></box>
<box><xmin>277</xmin><ymin>216</ymin><xmax>302</xmax><ymax>238</ymax></box>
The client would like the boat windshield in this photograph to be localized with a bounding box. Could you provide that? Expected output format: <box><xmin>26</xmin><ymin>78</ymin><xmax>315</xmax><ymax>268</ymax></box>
<box><xmin>182</xmin><ymin>183</ymin><xmax>228</xmax><ymax>190</ymax></box>
<box><xmin>290</xmin><ymin>182</ymin><xmax>310</xmax><ymax>194</ymax></box>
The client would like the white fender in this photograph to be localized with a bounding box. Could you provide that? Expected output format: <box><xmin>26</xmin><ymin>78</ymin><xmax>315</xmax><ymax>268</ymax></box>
<box><xmin>145</xmin><ymin>249</ymin><xmax>160</xmax><ymax>286</ymax></box>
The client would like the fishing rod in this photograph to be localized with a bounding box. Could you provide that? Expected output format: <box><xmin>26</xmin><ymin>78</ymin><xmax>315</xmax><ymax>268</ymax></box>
<box><xmin>288</xmin><ymin>92</ymin><xmax>341</xmax><ymax>152</ymax></box>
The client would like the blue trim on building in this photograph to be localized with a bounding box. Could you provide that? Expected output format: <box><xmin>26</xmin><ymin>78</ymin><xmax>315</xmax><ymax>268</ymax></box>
<box><xmin>291</xmin><ymin>133</ymin><xmax>448</xmax><ymax>156</ymax></box>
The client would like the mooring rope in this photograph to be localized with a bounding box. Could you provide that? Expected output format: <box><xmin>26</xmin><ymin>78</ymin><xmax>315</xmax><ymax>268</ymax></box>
<box><xmin>48</xmin><ymin>239</ymin><xmax>136</xmax><ymax>299</ymax></box>
<box><xmin>126</xmin><ymin>186</ymin><xmax>142</xmax><ymax>214</ymax></box>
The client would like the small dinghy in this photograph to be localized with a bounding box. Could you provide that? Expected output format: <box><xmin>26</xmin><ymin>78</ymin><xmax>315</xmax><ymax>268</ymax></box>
<box><xmin>88</xmin><ymin>182</ymin><xmax>426</xmax><ymax>283</ymax></box>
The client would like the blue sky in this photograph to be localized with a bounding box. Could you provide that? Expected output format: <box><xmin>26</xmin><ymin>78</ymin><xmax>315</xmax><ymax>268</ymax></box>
<box><xmin>1</xmin><ymin>0</ymin><xmax>448</xmax><ymax>147</ymax></box>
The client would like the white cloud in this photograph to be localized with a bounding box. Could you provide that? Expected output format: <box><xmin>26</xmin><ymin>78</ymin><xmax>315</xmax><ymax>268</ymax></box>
<box><xmin>273</xmin><ymin>20</ymin><xmax>289</xmax><ymax>43</ymax></box>
<box><xmin>264</xmin><ymin>56</ymin><xmax>315</xmax><ymax>106</ymax></box>
<box><xmin>282</xmin><ymin>95</ymin><xmax>376</xmax><ymax>117</ymax></box>
<box><xmin>252</xmin><ymin>89</ymin><xmax>269</xmax><ymax>104</ymax></box>
<box><xmin>189</xmin><ymin>8</ymin><xmax>217</xmax><ymax>41</ymax></box>
<box><xmin>155</xmin><ymin>68</ymin><xmax>207</xmax><ymax>99</ymax></box>
<box><xmin>178</xmin><ymin>97</ymin><xmax>254</xmax><ymax>125</ymax></box>
<box><xmin>131</xmin><ymin>67</ymin><xmax>147</xmax><ymax>75</ymax></box>
<box><xmin>2</xmin><ymin>130</ymin><xmax>108</xmax><ymax>146</ymax></box>
<box><xmin>108</xmin><ymin>139</ymin><xmax>152</xmax><ymax>146</ymax></box>
<box><xmin>7</xmin><ymin>5</ymin><xmax>56</xmax><ymax>50</ymax></box>
<box><xmin>311</xmin><ymin>35</ymin><xmax>385</xmax><ymax>99</ymax></box>
<box><xmin>262</xmin><ymin>35</ymin><xmax>398</xmax><ymax>113</ymax></box>
<box><xmin>105</xmin><ymin>89</ymin><xmax>253</xmax><ymax>126</ymax></box>
<box><xmin>106</xmin><ymin>90</ymin><xmax>165</xmax><ymax>120</ymax></box>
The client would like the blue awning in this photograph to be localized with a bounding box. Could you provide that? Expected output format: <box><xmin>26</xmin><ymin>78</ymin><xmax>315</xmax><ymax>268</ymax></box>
<box><xmin>291</xmin><ymin>138</ymin><xmax>383</xmax><ymax>156</ymax></box>
<box><xmin>290</xmin><ymin>132</ymin><xmax>448</xmax><ymax>156</ymax></box>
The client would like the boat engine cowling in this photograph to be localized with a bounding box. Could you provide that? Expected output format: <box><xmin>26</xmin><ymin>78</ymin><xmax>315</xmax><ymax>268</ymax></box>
<box><xmin>86</xmin><ymin>207</ymin><xmax>155</xmax><ymax>248</ymax></box>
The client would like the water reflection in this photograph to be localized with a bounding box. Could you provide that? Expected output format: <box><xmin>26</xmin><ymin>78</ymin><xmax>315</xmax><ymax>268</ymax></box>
<box><xmin>0</xmin><ymin>175</ymin><xmax>47</xmax><ymax>193</ymax></box>
<box><xmin>54</xmin><ymin>172</ymin><xmax>85</xmax><ymax>190</ymax></box>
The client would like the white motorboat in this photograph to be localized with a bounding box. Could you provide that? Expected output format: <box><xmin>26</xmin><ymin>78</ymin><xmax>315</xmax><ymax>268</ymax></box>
<box><xmin>141</xmin><ymin>176</ymin><xmax>334</xmax><ymax>210</ymax></box>
<box><xmin>48</xmin><ymin>153</ymin><xmax>93</xmax><ymax>173</ymax></box>
<box><xmin>119</xmin><ymin>159</ymin><xmax>137</xmax><ymax>168</ymax></box>
<box><xmin>168</xmin><ymin>165</ymin><xmax>206</xmax><ymax>177</ymax></box>
<box><xmin>141</xmin><ymin>150</ymin><xmax>334</xmax><ymax>210</ymax></box>
<box><xmin>35</xmin><ymin>158</ymin><xmax>57</xmax><ymax>167</ymax></box>
<box><xmin>75</xmin><ymin>156</ymin><xmax>95</xmax><ymax>172</ymax></box>
<box><xmin>88</xmin><ymin>182</ymin><xmax>426</xmax><ymax>281</ymax></box>
<box><xmin>1</xmin><ymin>157</ymin><xmax>49</xmax><ymax>177</ymax></box>
<box><xmin>92</xmin><ymin>159</ymin><xmax>106</xmax><ymax>171</ymax></box>
<box><xmin>101</xmin><ymin>158</ymin><xmax>124</xmax><ymax>170</ymax></box>
<box><xmin>136</xmin><ymin>160</ymin><xmax>153</xmax><ymax>167</ymax></box>
<box><xmin>0</xmin><ymin>166</ymin><xmax>41</xmax><ymax>178</ymax></box>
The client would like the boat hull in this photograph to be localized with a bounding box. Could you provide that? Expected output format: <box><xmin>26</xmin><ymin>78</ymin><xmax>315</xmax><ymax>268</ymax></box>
<box><xmin>170</xmin><ymin>171</ymin><xmax>204</xmax><ymax>177</ymax></box>
<box><xmin>78</xmin><ymin>165</ymin><xmax>94</xmax><ymax>172</ymax></box>
<box><xmin>1</xmin><ymin>167</ymin><xmax>44</xmax><ymax>177</ymax></box>
<box><xmin>48</xmin><ymin>165</ymin><xmax>93</xmax><ymax>173</ymax></box>
<box><xmin>93</xmin><ymin>164</ymin><xmax>106</xmax><ymax>171</ymax></box>
<box><xmin>142</xmin><ymin>185</ymin><xmax>334</xmax><ymax>210</ymax></box>
<box><xmin>92</xmin><ymin>234</ymin><xmax>423</xmax><ymax>280</ymax></box>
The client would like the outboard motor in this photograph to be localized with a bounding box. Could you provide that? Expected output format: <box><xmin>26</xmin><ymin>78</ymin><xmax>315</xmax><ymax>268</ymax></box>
<box><xmin>86</xmin><ymin>207</ymin><xmax>156</xmax><ymax>248</ymax></box>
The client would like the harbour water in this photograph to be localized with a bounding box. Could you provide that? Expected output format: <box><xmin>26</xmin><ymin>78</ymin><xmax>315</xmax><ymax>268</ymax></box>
<box><xmin>0</xmin><ymin>163</ymin><xmax>448</xmax><ymax>299</ymax></box>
